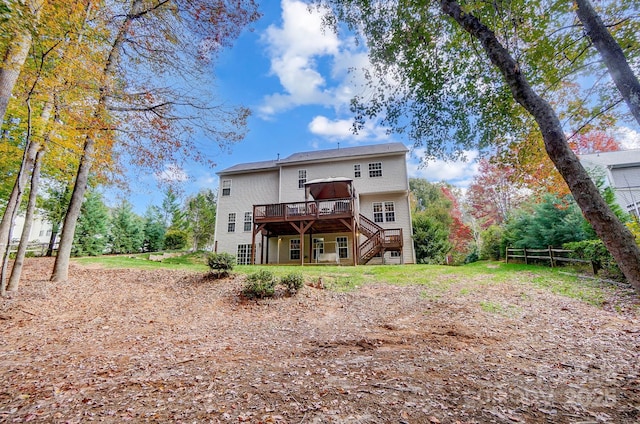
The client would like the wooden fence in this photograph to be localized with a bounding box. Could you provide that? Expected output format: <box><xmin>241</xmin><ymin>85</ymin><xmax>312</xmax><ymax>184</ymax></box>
<box><xmin>505</xmin><ymin>246</ymin><xmax>597</xmax><ymax>274</ymax></box>
<box><xmin>8</xmin><ymin>242</ymin><xmax>55</xmax><ymax>257</ymax></box>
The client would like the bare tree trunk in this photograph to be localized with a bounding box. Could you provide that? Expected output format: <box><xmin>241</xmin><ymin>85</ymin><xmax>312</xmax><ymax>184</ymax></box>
<box><xmin>51</xmin><ymin>0</ymin><xmax>141</xmax><ymax>281</ymax></box>
<box><xmin>50</xmin><ymin>137</ymin><xmax>95</xmax><ymax>281</ymax></box>
<box><xmin>7</xmin><ymin>146</ymin><xmax>44</xmax><ymax>292</ymax></box>
<box><xmin>46</xmin><ymin>225</ymin><xmax>60</xmax><ymax>257</ymax></box>
<box><xmin>441</xmin><ymin>0</ymin><xmax>640</xmax><ymax>293</ymax></box>
<box><xmin>575</xmin><ymin>0</ymin><xmax>640</xmax><ymax>126</ymax></box>
<box><xmin>0</xmin><ymin>0</ymin><xmax>44</xmax><ymax>122</ymax></box>
<box><xmin>0</xmin><ymin>139</ymin><xmax>38</xmax><ymax>288</ymax></box>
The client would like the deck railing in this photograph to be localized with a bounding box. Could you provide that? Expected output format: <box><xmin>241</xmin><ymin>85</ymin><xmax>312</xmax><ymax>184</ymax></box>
<box><xmin>254</xmin><ymin>198</ymin><xmax>354</xmax><ymax>222</ymax></box>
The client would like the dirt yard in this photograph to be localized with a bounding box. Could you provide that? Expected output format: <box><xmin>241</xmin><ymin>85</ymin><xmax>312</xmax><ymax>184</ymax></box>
<box><xmin>0</xmin><ymin>258</ymin><xmax>639</xmax><ymax>423</ymax></box>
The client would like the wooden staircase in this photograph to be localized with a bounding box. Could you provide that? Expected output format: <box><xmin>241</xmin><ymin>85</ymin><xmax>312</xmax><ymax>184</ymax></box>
<box><xmin>358</xmin><ymin>215</ymin><xmax>403</xmax><ymax>265</ymax></box>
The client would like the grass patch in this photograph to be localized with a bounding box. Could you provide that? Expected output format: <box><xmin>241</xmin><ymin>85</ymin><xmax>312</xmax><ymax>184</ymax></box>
<box><xmin>72</xmin><ymin>256</ymin><xmax>616</xmax><ymax>305</ymax></box>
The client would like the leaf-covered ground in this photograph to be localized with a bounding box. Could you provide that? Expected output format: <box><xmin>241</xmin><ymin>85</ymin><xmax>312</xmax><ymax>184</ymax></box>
<box><xmin>1</xmin><ymin>258</ymin><xmax>639</xmax><ymax>423</ymax></box>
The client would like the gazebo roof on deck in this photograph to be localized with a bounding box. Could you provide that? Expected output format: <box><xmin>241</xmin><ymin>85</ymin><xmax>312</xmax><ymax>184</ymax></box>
<box><xmin>304</xmin><ymin>177</ymin><xmax>354</xmax><ymax>200</ymax></box>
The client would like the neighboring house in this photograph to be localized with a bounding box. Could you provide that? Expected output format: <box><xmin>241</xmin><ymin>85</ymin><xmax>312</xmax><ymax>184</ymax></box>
<box><xmin>213</xmin><ymin>142</ymin><xmax>416</xmax><ymax>265</ymax></box>
<box><xmin>580</xmin><ymin>149</ymin><xmax>640</xmax><ymax>217</ymax></box>
<box><xmin>7</xmin><ymin>214</ymin><xmax>55</xmax><ymax>256</ymax></box>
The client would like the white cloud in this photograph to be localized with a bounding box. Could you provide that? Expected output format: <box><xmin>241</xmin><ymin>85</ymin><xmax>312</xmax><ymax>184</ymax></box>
<box><xmin>155</xmin><ymin>164</ymin><xmax>189</xmax><ymax>183</ymax></box>
<box><xmin>615</xmin><ymin>126</ymin><xmax>640</xmax><ymax>149</ymax></box>
<box><xmin>407</xmin><ymin>149</ymin><xmax>480</xmax><ymax>188</ymax></box>
<box><xmin>259</xmin><ymin>0</ymin><xmax>395</xmax><ymax>143</ymax></box>
<box><xmin>260</xmin><ymin>0</ymin><xmax>340</xmax><ymax>114</ymax></box>
<box><xmin>308</xmin><ymin>115</ymin><xmax>389</xmax><ymax>142</ymax></box>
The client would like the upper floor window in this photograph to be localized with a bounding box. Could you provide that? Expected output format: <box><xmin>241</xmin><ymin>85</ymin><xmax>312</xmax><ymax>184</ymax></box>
<box><xmin>298</xmin><ymin>169</ymin><xmax>307</xmax><ymax>189</ymax></box>
<box><xmin>244</xmin><ymin>212</ymin><xmax>252</xmax><ymax>232</ymax></box>
<box><xmin>368</xmin><ymin>162</ymin><xmax>382</xmax><ymax>178</ymax></box>
<box><xmin>373</xmin><ymin>201</ymin><xmax>395</xmax><ymax>223</ymax></box>
<box><xmin>354</xmin><ymin>164</ymin><xmax>361</xmax><ymax>178</ymax></box>
<box><xmin>227</xmin><ymin>213</ymin><xmax>236</xmax><ymax>232</ymax></box>
<box><xmin>222</xmin><ymin>179</ymin><xmax>232</xmax><ymax>196</ymax></box>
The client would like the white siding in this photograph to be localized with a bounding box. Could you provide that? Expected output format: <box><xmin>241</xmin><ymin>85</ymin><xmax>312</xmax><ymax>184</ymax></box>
<box><xmin>360</xmin><ymin>192</ymin><xmax>415</xmax><ymax>264</ymax></box>
<box><xmin>214</xmin><ymin>170</ymin><xmax>279</xmax><ymax>259</ymax></box>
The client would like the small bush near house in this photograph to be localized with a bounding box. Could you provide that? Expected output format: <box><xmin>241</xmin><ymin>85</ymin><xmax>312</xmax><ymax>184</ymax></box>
<box><xmin>207</xmin><ymin>252</ymin><xmax>236</xmax><ymax>278</ymax></box>
<box><xmin>243</xmin><ymin>270</ymin><xmax>277</xmax><ymax>299</ymax></box>
<box><xmin>281</xmin><ymin>272</ymin><xmax>305</xmax><ymax>295</ymax></box>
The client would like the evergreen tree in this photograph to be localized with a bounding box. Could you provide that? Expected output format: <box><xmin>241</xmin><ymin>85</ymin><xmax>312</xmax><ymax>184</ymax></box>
<box><xmin>503</xmin><ymin>194</ymin><xmax>588</xmax><ymax>249</ymax></box>
<box><xmin>412</xmin><ymin>212</ymin><xmax>452</xmax><ymax>264</ymax></box>
<box><xmin>142</xmin><ymin>205</ymin><xmax>166</xmax><ymax>253</ymax></box>
<box><xmin>161</xmin><ymin>188</ymin><xmax>187</xmax><ymax>231</ymax></box>
<box><xmin>109</xmin><ymin>200</ymin><xmax>144</xmax><ymax>254</ymax></box>
<box><xmin>71</xmin><ymin>191</ymin><xmax>109</xmax><ymax>257</ymax></box>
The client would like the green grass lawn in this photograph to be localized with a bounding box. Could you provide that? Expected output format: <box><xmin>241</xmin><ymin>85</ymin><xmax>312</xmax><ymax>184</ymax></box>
<box><xmin>72</xmin><ymin>251</ymin><xmax>619</xmax><ymax>306</ymax></box>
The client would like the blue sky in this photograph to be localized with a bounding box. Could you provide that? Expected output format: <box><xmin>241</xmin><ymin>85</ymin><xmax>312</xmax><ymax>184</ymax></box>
<box><xmin>120</xmin><ymin>0</ymin><xmax>640</xmax><ymax>214</ymax></box>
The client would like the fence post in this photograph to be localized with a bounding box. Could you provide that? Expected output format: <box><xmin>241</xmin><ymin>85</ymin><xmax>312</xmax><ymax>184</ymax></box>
<box><xmin>523</xmin><ymin>247</ymin><xmax>528</xmax><ymax>265</ymax></box>
<box><xmin>505</xmin><ymin>246</ymin><xmax>509</xmax><ymax>264</ymax></box>
<box><xmin>548</xmin><ymin>246</ymin><xmax>554</xmax><ymax>268</ymax></box>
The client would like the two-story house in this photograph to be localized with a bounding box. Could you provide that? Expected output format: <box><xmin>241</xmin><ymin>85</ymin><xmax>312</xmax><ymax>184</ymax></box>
<box><xmin>213</xmin><ymin>142</ymin><xmax>416</xmax><ymax>265</ymax></box>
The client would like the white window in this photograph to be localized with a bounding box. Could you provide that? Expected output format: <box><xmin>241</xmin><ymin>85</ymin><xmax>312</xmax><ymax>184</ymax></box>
<box><xmin>222</xmin><ymin>179</ymin><xmax>232</xmax><ymax>196</ymax></box>
<box><xmin>336</xmin><ymin>236</ymin><xmax>348</xmax><ymax>259</ymax></box>
<box><xmin>298</xmin><ymin>169</ymin><xmax>307</xmax><ymax>189</ymax></box>
<box><xmin>368</xmin><ymin>162</ymin><xmax>382</xmax><ymax>178</ymax></box>
<box><xmin>373</xmin><ymin>202</ymin><xmax>395</xmax><ymax>223</ymax></box>
<box><xmin>244</xmin><ymin>212</ymin><xmax>252</xmax><ymax>232</ymax></box>
<box><xmin>313</xmin><ymin>238</ymin><xmax>324</xmax><ymax>259</ymax></box>
<box><xmin>237</xmin><ymin>244</ymin><xmax>251</xmax><ymax>265</ymax></box>
<box><xmin>390</xmin><ymin>251</ymin><xmax>401</xmax><ymax>258</ymax></box>
<box><xmin>290</xmin><ymin>239</ymin><xmax>301</xmax><ymax>260</ymax></box>
<box><xmin>354</xmin><ymin>164</ymin><xmax>361</xmax><ymax>178</ymax></box>
<box><xmin>227</xmin><ymin>213</ymin><xmax>236</xmax><ymax>232</ymax></box>
<box><xmin>384</xmin><ymin>202</ymin><xmax>395</xmax><ymax>222</ymax></box>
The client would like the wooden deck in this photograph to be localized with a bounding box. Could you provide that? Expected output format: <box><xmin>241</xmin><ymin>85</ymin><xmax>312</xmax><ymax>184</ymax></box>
<box><xmin>253</xmin><ymin>198</ymin><xmax>355</xmax><ymax>235</ymax></box>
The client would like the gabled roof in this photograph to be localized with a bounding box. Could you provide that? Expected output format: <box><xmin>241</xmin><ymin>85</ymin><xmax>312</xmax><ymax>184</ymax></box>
<box><xmin>217</xmin><ymin>159</ymin><xmax>278</xmax><ymax>175</ymax></box>
<box><xmin>279</xmin><ymin>142</ymin><xmax>408</xmax><ymax>164</ymax></box>
<box><xmin>217</xmin><ymin>142</ymin><xmax>409</xmax><ymax>175</ymax></box>
<box><xmin>580</xmin><ymin>149</ymin><xmax>640</xmax><ymax>168</ymax></box>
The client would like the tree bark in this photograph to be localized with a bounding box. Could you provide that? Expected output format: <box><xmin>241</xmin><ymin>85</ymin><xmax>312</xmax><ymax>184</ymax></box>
<box><xmin>0</xmin><ymin>0</ymin><xmax>44</xmax><ymax>122</ymax></box>
<box><xmin>46</xmin><ymin>226</ymin><xmax>59</xmax><ymax>257</ymax></box>
<box><xmin>7</xmin><ymin>145</ymin><xmax>44</xmax><ymax>292</ymax></box>
<box><xmin>0</xmin><ymin>139</ymin><xmax>38</xmax><ymax>283</ymax></box>
<box><xmin>441</xmin><ymin>0</ymin><xmax>640</xmax><ymax>293</ymax></box>
<box><xmin>575</xmin><ymin>0</ymin><xmax>640</xmax><ymax>126</ymax></box>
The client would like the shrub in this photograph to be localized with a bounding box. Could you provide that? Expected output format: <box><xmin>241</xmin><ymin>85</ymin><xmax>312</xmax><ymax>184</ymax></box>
<box><xmin>563</xmin><ymin>239</ymin><xmax>623</xmax><ymax>280</ymax></box>
<box><xmin>206</xmin><ymin>252</ymin><xmax>236</xmax><ymax>277</ymax></box>
<box><xmin>243</xmin><ymin>270</ymin><xmax>277</xmax><ymax>299</ymax></box>
<box><xmin>164</xmin><ymin>230</ymin><xmax>187</xmax><ymax>250</ymax></box>
<box><xmin>480</xmin><ymin>225</ymin><xmax>503</xmax><ymax>260</ymax></box>
<box><xmin>281</xmin><ymin>272</ymin><xmax>304</xmax><ymax>295</ymax></box>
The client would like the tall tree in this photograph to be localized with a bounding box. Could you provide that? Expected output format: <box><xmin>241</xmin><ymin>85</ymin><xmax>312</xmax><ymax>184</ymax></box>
<box><xmin>0</xmin><ymin>0</ymin><xmax>44</xmax><ymax>122</ymax></box>
<box><xmin>575</xmin><ymin>0</ymin><xmax>640</xmax><ymax>126</ymax></box>
<box><xmin>39</xmin><ymin>183</ymin><xmax>72</xmax><ymax>257</ymax></box>
<box><xmin>186</xmin><ymin>189</ymin><xmax>216</xmax><ymax>250</ymax></box>
<box><xmin>71</xmin><ymin>191</ymin><xmax>109</xmax><ymax>257</ymax></box>
<box><xmin>324</xmin><ymin>0</ymin><xmax>640</xmax><ymax>292</ymax></box>
<box><xmin>466</xmin><ymin>158</ymin><xmax>526</xmax><ymax>229</ymax></box>
<box><xmin>142</xmin><ymin>205</ymin><xmax>166</xmax><ymax>252</ymax></box>
<box><xmin>52</xmin><ymin>0</ymin><xmax>260</xmax><ymax>281</ymax></box>
<box><xmin>109</xmin><ymin>200</ymin><xmax>144</xmax><ymax>254</ymax></box>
